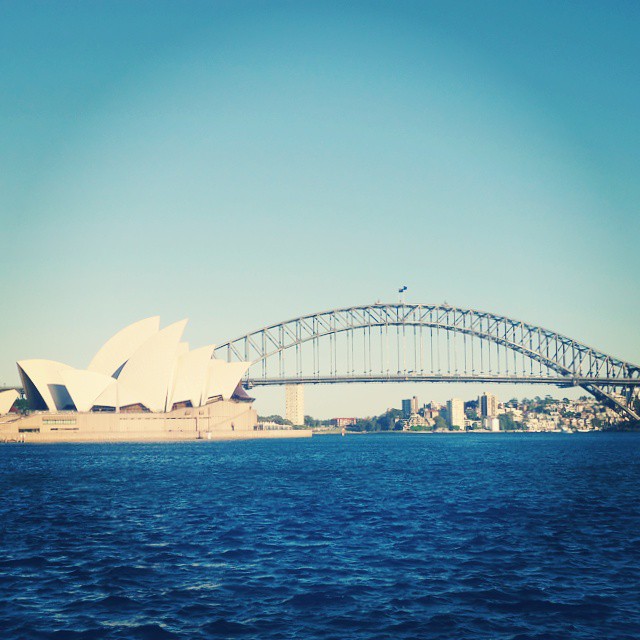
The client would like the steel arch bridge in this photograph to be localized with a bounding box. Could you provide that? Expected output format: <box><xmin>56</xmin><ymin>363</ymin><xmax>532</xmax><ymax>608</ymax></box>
<box><xmin>213</xmin><ymin>303</ymin><xmax>640</xmax><ymax>421</ymax></box>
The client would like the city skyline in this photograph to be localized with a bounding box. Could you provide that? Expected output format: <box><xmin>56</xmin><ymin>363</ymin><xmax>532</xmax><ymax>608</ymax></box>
<box><xmin>1</xmin><ymin>2</ymin><xmax>638</xmax><ymax>418</ymax></box>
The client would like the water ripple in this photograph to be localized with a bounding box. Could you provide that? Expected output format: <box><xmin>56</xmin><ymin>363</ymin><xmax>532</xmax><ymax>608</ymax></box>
<box><xmin>1</xmin><ymin>433</ymin><xmax>639</xmax><ymax>638</ymax></box>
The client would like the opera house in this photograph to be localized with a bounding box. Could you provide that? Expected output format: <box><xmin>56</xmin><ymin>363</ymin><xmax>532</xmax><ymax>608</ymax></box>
<box><xmin>0</xmin><ymin>317</ymin><xmax>310</xmax><ymax>443</ymax></box>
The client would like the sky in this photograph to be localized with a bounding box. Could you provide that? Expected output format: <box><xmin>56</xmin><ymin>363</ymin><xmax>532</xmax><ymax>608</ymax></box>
<box><xmin>1</xmin><ymin>1</ymin><xmax>638</xmax><ymax>417</ymax></box>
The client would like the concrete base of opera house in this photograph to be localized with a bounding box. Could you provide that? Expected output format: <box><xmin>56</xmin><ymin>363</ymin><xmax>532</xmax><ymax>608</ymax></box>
<box><xmin>0</xmin><ymin>399</ymin><xmax>312</xmax><ymax>443</ymax></box>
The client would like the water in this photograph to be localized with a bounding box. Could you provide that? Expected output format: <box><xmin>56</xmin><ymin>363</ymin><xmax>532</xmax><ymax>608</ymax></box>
<box><xmin>1</xmin><ymin>433</ymin><xmax>639</xmax><ymax>639</ymax></box>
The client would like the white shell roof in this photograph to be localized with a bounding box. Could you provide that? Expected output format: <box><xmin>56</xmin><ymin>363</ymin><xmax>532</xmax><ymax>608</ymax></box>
<box><xmin>168</xmin><ymin>344</ymin><xmax>216</xmax><ymax>409</ymax></box>
<box><xmin>88</xmin><ymin>316</ymin><xmax>160</xmax><ymax>377</ymax></box>
<box><xmin>17</xmin><ymin>360</ymin><xmax>74</xmax><ymax>413</ymax></box>
<box><xmin>206</xmin><ymin>360</ymin><xmax>251</xmax><ymax>401</ymax></box>
<box><xmin>61</xmin><ymin>369</ymin><xmax>116</xmax><ymax>413</ymax></box>
<box><xmin>116</xmin><ymin>319</ymin><xmax>188</xmax><ymax>412</ymax></box>
<box><xmin>93</xmin><ymin>380</ymin><xmax>118</xmax><ymax>408</ymax></box>
<box><xmin>0</xmin><ymin>389</ymin><xmax>19</xmax><ymax>415</ymax></box>
<box><xmin>16</xmin><ymin>317</ymin><xmax>251</xmax><ymax>413</ymax></box>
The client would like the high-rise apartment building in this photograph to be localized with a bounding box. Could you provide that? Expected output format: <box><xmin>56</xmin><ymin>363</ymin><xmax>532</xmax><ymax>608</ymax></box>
<box><xmin>479</xmin><ymin>393</ymin><xmax>498</xmax><ymax>418</ymax></box>
<box><xmin>285</xmin><ymin>384</ymin><xmax>305</xmax><ymax>426</ymax></box>
<box><xmin>447</xmin><ymin>398</ymin><xmax>465</xmax><ymax>429</ymax></box>
<box><xmin>402</xmin><ymin>396</ymin><xmax>419</xmax><ymax>418</ymax></box>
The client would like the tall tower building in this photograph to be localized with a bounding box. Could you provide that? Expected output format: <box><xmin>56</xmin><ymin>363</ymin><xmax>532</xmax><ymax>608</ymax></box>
<box><xmin>402</xmin><ymin>396</ymin><xmax>419</xmax><ymax>418</ymax></box>
<box><xmin>285</xmin><ymin>384</ymin><xmax>305</xmax><ymax>426</ymax></box>
<box><xmin>479</xmin><ymin>393</ymin><xmax>498</xmax><ymax>418</ymax></box>
<box><xmin>447</xmin><ymin>398</ymin><xmax>465</xmax><ymax>429</ymax></box>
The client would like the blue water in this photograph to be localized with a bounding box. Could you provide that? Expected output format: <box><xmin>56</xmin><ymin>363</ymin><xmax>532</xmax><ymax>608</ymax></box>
<box><xmin>1</xmin><ymin>433</ymin><xmax>639</xmax><ymax>639</ymax></box>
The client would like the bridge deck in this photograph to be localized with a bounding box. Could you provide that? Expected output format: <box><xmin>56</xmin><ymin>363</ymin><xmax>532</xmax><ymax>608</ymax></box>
<box><xmin>247</xmin><ymin>375</ymin><xmax>640</xmax><ymax>387</ymax></box>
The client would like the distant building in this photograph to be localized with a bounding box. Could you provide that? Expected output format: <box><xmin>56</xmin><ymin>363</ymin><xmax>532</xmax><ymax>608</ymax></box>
<box><xmin>404</xmin><ymin>413</ymin><xmax>432</xmax><ymax>430</ymax></box>
<box><xmin>331</xmin><ymin>417</ymin><xmax>357</xmax><ymax>428</ymax></box>
<box><xmin>422</xmin><ymin>407</ymin><xmax>439</xmax><ymax>420</ymax></box>
<box><xmin>447</xmin><ymin>398</ymin><xmax>465</xmax><ymax>429</ymax></box>
<box><xmin>483</xmin><ymin>417</ymin><xmax>500</xmax><ymax>431</ymax></box>
<box><xmin>285</xmin><ymin>384</ymin><xmax>305</xmax><ymax>426</ymax></box>
<box><xmin>479</xmin><ymin>393</ymin><xmax>498</xmax><ymax>418</ymax></box>
<box><xmin>507</xmin><ymin>408</ymin><xmax>523</xmax><ymax>421</ymax></box>
<box><xmin>402</xmin><ymin>396</ymin><xmax>419</xmax><ymax>418</ymax></box>
<box><xmin>258</xmin><ymin>420</ymin><xmax>293</xmax><ymax>431</ymax></box>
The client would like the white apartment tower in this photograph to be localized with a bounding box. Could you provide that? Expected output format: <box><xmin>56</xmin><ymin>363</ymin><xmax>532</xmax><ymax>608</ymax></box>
<box><xmin>447</xmin><ymin>398</ymin><xmax>465</xmax><ymax>429</ymax></box>
<box><xmin>285</xmin><ymin>384</ymin><xmax>305</xmax><ymax>426</ymax></box>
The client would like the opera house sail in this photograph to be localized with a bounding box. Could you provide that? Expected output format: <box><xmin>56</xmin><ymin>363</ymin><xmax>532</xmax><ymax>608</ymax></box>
<box><xmin>1</xmin><ymin>317</ymin><xmax>309</xmax><ymax>443</ymax></box>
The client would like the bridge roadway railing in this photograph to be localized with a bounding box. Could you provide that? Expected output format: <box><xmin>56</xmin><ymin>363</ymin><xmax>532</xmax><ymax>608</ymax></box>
<box><xmin>247</xmin><ymin>375</ymin><xmax>640</xmax><ymax>387</ymax></box>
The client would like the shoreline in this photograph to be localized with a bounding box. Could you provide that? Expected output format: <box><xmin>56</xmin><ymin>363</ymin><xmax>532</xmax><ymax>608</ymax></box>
<box><xmin>338</xmin><ymin>429</ymin><xmax>606</xmax><ymax>435</ymax></box>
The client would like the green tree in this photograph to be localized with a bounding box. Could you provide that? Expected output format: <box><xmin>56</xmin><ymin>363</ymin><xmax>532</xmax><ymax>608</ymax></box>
<box><xmin>499</xmin><ymin>413</ymin><xmax>524</xmax><ymax>430</ymax></box>
<box><xmin>376</xmin><ymin>408</ymin><xmax>402</xmax><ymax>431</ymax></box>
<box><xmin>410</xmin><ymin>423</ymin><xmax>432</xmax><ymax>431</ymax></box>
<box><xmin>14</xmin><ymin>398</ymin><xmax>30</xmax><ymax>415</ymax></box>
<box><xmin>350</xmin><ymin>419</ymin><xmax>371</xmax><ymax>432</ymax></box>
<box><xmin>434</xmin><ymin>415</ymin><xmax>447</xmax><ymax>430</ymax></box>
<box><xmin>258</xmin><ymin>414</ymin><xmax>292</xmax><ymax>426</ymax></box>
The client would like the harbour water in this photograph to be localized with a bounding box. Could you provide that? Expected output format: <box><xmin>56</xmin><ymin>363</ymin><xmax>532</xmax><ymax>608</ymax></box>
<box><xmin>1</xmin><ymin>433</ymin><xmax>639</xmax><ymax>639</ymax></box>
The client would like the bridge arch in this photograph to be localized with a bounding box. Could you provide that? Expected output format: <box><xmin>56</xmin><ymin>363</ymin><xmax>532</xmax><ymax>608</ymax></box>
<box><xmin>214</xmin><ymin>303</ymin><xmax>640</xmax><ymax>420</ymax></box>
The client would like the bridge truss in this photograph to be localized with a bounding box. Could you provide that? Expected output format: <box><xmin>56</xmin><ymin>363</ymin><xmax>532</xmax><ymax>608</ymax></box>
<box><xmin>214</xmin><ymin>303</ymin><xmax>640</xmax><ymax>421</ymax></box>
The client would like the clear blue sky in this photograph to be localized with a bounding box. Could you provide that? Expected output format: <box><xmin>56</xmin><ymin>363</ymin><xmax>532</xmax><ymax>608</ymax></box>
<box><xmin>1</xmin><ymin>1</ymin><xmax>638</xmax><ymax>416</ymax></box>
